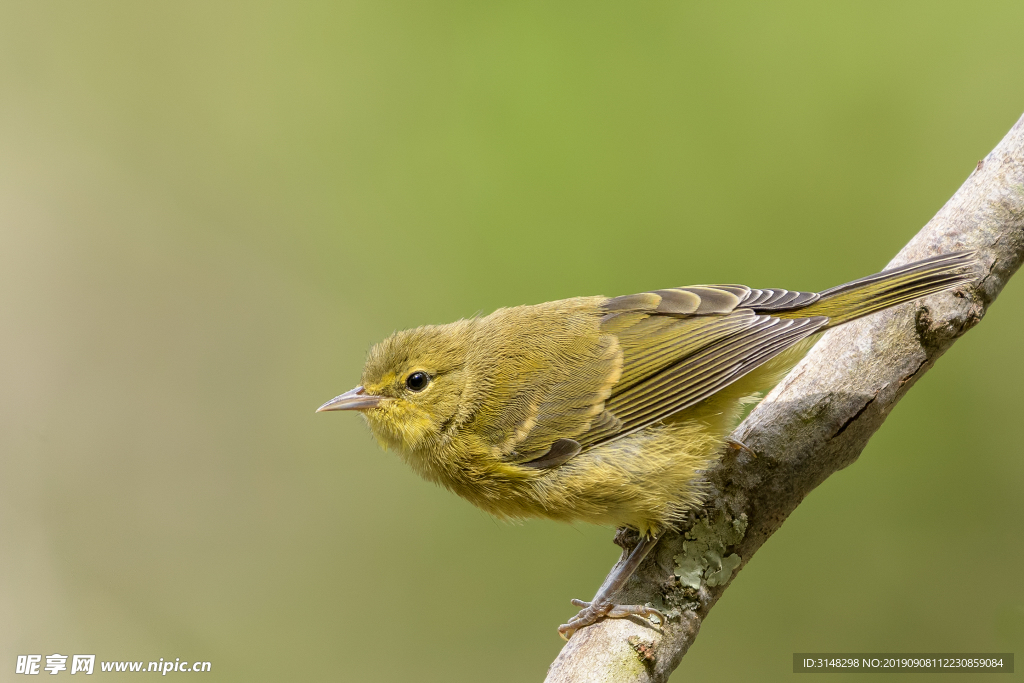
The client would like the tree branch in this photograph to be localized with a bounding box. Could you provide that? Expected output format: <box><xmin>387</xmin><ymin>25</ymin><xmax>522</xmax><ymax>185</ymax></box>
<box><xmin>545</xmin><ymin>111</ymin><xmax>1024</xmax><ymax>683</ymax></box>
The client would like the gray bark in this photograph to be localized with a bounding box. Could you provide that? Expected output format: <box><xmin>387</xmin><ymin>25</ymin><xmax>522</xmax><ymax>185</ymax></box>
<box><xmin>545</xmin><ymin>111</ymin><xmax>1024</xmax><ymax>683</ymax></box>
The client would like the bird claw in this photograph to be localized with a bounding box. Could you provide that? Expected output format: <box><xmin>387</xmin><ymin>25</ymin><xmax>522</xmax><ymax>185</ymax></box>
<box><xmin>558</xmin><ymin>598</ymin><xmax>666</xmax><ymax>640</ymax></box>
<box><xmin>725</xmin><ymin>437</ymin><xmax>757</xmax><ymax>457</ymax></box>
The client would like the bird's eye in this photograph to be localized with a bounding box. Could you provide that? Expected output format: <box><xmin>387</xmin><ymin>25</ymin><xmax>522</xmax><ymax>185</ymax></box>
<box><xmin>406</xmin><ymin>371</ymin><xmax>430</xmax><ymax>392</ymax></box>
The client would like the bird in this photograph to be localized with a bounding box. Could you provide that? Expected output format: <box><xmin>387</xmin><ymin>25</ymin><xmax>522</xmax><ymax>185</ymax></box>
<box><xmin>317</xmin><ymin>251</ymin><xmax>978</xmax><ymax>639</ymax></box>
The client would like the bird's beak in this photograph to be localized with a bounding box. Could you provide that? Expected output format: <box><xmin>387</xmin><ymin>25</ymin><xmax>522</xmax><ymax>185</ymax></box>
<box><xmin>316</xmin><ymin>386</ymin><xmax>383</xmax><ymax>413</ymax></box>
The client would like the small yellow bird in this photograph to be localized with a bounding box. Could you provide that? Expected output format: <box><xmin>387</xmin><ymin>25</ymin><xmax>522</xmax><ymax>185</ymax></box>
<box><xmin>318</xmin><ymin>251</ymin><xmax>977</xmax><ymax>638</ymax></box>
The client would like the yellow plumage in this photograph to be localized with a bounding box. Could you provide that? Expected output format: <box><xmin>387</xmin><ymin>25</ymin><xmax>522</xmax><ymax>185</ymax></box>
<box><xmin>319</xmin><ymin>252</ymin><xmax>977</xmax><ymax>538</ymax></box>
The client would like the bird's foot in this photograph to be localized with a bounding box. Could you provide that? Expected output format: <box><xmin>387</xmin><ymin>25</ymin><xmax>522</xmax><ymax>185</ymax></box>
<box><xmin>557</xmin><ymin>598</ymin><xmax>665</xmax><ymax>640</ymax></box>
<box><xmin>725</xmin><ymin>437</ymin><xmax>757</xmax><ymax>458</ymax></box>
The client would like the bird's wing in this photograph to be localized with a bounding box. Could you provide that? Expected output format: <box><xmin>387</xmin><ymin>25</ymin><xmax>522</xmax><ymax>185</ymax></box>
<box><xmin>516</xmin><ymin>286</ymin><xmax>826</xmax><ymax>467</ymax></box>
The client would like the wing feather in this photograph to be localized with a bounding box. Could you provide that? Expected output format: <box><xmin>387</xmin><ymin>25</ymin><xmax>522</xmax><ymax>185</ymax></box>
<box><xmin>737</xmin><ymin>286</ymin><xmax>819</xmax><ymax>311</ymax></box>
<box><xmin>504</xmin><ymin>285</ymin><xmax>827</xmax><ymax>466</ymax></box>
<box><xmin>586</xmin><ymin>314</ymin><xmax>825</xmax><ymax>446</ymax></box>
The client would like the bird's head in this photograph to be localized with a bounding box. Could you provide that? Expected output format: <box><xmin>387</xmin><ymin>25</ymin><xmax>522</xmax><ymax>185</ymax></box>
<box><xmin>317</xmin><ymin>320</ymin><xmax>473</xmax><ymax>455</ymax></box>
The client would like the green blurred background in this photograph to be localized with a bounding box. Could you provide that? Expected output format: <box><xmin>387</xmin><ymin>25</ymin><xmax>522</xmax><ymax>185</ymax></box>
<box><xmin>1</xmin><ymin>2</ymin><xmax>1022</xmax><ymax>681</ymax></box>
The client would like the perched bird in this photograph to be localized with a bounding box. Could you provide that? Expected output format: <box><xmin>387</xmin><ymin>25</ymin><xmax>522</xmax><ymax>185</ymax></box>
<box><xmin>317</xmin><ymin>251</ymin><xmax>978</xmax><ymax>638</ymax></box>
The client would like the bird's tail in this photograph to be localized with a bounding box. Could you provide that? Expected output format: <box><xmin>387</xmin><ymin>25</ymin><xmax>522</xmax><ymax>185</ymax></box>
<box><xmin>777</xmin><ymin>251</ymin><xmax>980</xmax><ymax>326</ymax></box>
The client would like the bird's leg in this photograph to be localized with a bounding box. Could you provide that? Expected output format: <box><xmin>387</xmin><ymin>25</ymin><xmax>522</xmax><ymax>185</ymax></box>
<box><xmin>558</xmin><ymin>533</ymin><xmax>665</xmax><ymax>640</ymax></box>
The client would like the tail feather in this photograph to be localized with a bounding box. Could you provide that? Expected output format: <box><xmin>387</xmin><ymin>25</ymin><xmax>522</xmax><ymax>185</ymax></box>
<box><xmin>775</xmin><ymin>251</ymin><xmax>980</xmax><ymax>326</ymax></box>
